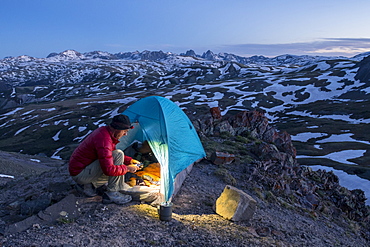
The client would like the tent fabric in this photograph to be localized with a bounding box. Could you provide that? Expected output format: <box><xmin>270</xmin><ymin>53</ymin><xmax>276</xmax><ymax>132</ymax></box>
<box><xmin>116</xmin><ymin>96</ymin><xmax>206</xmax><ymax>201</ymax></box>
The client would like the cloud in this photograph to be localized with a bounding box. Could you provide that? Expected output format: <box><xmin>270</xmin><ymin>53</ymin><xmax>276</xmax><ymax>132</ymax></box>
<box><xmin>221</xmin><ymin>38</ymin><xmax>370</xmax><ymax>57</ymax></box>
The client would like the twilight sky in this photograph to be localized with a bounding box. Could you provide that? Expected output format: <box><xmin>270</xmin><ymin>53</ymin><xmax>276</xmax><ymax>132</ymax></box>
<box><xmin>1</xmin><ymin>0</ymin><xmax>370</xmax><ymax>59</ymax></box>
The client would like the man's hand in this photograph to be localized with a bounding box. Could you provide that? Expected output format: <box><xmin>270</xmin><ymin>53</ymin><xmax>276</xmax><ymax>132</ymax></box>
<box><xmin>127</xmin><ymin>159</ymin><xmax>143</xmax><ymax>173</ymax></box>
<box><xmin>127</xmin><ymin>165</ymin><xmax>139</xmax><ymax>173</ymax></box>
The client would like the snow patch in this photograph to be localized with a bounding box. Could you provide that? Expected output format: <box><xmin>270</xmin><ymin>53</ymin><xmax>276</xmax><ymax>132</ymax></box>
<box><xmin>291</xmin><ymin>132</ymin><xmax>326</xmax><ymax>142</ymax></box>
<box><xmin>297</xmin><ymin>149</ymin><xmax>366</xmax><ymax>165</ymax></box>
<box><xmin>51</xmin><ymin>147</ymin><xmax>65</xmax><ymax>160</ymax></box>
<box><xmin>52</xmin><ymin>130</ymin><xmax>62</xmax><ymax>141</ymax></box>
<box><xmin>1</xmin><ymin>107</ymin><xmax>23</xmax><ymax>116</ymax></box>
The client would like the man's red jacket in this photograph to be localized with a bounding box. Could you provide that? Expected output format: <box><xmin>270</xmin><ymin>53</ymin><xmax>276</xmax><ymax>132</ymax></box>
<box><xmin>69</xmin><ymin>126</ymin><xmax>132</xmax><ymax>176</ymax></box>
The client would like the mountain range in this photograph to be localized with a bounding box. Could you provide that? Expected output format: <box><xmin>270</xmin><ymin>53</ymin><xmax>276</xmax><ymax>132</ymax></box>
<box><xmin>0</xmin><ymin>49</ymin><xmax>370</xmax><ymax>199</ymax></box>
<box><xmin>1</xmin><ymin>49</ymin><xmax>369</xmax><ymax>111</ymax></box>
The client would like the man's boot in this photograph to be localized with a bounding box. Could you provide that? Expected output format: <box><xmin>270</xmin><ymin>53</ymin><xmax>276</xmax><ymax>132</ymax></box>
<box><xmin>103</xmin><ymin>191</ymin><xmax>132</xmax><ymax>205</ymax></box>
<box><xmin>75</xmin><ymin>183</ymin><xmax>97</xmax><ymax>197</ymax></box>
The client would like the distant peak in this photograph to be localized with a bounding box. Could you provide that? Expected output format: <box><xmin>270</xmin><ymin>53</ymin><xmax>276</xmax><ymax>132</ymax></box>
<box><xmin>83</xmin><ymin>51</ymin><xmax>116</xmax><ymax>59</ymax></box>
<box><xmin>60</xmin><ymin>50</ymin><xmax>83</xmax><ymax>57</ymax></box>
<box><xmin>46</xmin><ymin>50</ymin><xmax>84</xmax><ymax>60</ymax></box>
<box><xmin>5</xmin><ymin>55</ymin><xmax>36</xmax><ymax>62</ymax></box>
<box><xmin>182</xmin><ymin>50</ymin><xmax>197</xmax><ymax>57</ymax></box>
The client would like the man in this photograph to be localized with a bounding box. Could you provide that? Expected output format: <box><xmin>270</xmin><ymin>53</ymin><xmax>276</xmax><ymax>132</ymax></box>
<box><xmin>69</xmin><ymin>114</ymin><xmax>141</xmax><ymax>205</ymax></box>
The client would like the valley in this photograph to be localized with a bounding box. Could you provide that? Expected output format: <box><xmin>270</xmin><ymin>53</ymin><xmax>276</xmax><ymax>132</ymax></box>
<box><xmin>0</xmin><ymin>49</ymin><xmax>369</xmax><ymax>202</ymax></box>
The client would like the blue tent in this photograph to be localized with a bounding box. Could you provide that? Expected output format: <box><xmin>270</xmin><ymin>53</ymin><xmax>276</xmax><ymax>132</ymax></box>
<box><xmin>116</xmin><ymin>96</ymin><xmax>206</xmax><ymax>201</ymax></box>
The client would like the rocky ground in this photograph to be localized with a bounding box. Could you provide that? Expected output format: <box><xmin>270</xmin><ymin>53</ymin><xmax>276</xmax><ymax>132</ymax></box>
<box><xmin>0</xmin><ymin>148</ymin><xmax>369</xmax><ymax>247</ymax></box>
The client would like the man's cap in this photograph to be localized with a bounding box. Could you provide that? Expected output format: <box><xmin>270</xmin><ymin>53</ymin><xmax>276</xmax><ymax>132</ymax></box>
<box><xmin>110</xmin><ymin>115</ymin><xmax>134</xmax><ymax>130</ymax></box>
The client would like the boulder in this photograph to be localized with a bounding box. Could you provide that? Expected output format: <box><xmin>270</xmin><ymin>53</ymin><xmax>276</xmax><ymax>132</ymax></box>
<box><xmin>355</xmin><ymin>55</ymin><xmax>370</xmax><ymax>83</ymax></box>
<box><xmin>213</xmin><ymin>120</ymin><xmax>235</xmax><ymax>136</ymax></box>
<box><xmin>5</xmin><ymin>194</ymin><xmax>79</xmax><ymax>234</ymax></box>
<box><xmin>210</xmin><ymin>151</ymin><xmax>235</xmax><ymax>165</ymax></box>
<box><xmin>215</xmin><ymin>185</ymin><xmax>257</xmax><ymax>222</ymax></box>
<box><xmin>210</xmin><ymin>107</ymin><xmax>222</xmax><ymax>120</ymax></box>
